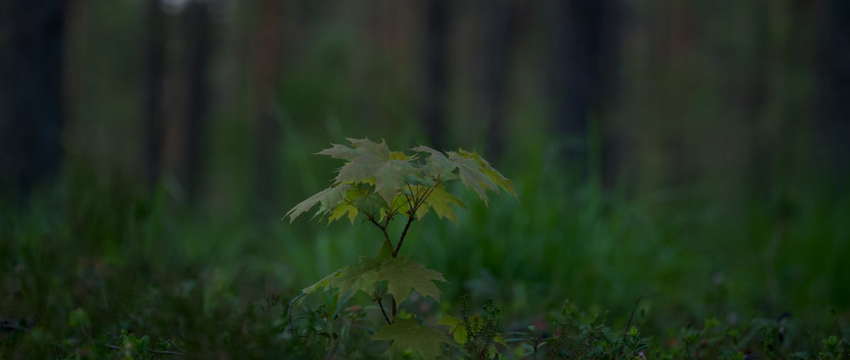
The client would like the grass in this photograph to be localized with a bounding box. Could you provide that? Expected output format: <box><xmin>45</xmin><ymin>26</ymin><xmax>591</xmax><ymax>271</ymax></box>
<box><xmin>1</xmin><ymin>150</ymin><xmax>848</xmax><ymax>359</ymax></box>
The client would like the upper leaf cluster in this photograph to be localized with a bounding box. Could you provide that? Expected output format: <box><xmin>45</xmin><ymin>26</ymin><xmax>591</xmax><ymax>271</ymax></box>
<box><xmin>285</xmin><ymin>138</ymin><xmax>516</xmax><ymax>225</ymax></box>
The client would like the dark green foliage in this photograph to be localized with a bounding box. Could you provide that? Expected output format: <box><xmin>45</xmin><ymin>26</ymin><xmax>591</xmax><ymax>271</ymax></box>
<box><xmin>0</xmin><ymin>143</ymin><xmax>847</xmax><ymax>359</ymax></box>
<box><xmin>459</xmin><ymin>297</ymin><xmax>503</xmax><ymax>360</ymax></box>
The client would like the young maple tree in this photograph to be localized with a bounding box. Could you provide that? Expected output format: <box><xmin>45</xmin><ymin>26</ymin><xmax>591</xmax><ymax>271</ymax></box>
<box><xmin>286</xmin><ymin>138</ymin><xmax>515</xmax><ymax>359</ymax></box>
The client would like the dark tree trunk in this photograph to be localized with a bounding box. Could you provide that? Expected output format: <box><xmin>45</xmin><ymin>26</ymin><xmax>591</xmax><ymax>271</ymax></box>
<box><xmin>817</xmin><ymin>0</ymin><xmax>850</xmax><ymax>185</ymax></box>
<box><xmin>479</xmin><ymin>0</ymin><xmax>516</xmax><ymax>163</ymax></box>
<box><xmin>0</xmin><ymin>0</ymin><xmax>65</xmax><ymax>199</ymax></box>
<box><xmin>252</xmin><ymin>0</ymin><xmax>285</xmax><ymax>215</ymax></box>
<box><xmin>145</xmin><ymin>0</ymin><xmax>165</xmax><ymax>188</ymax></box>
<box><xmin>815</xmin><ymin>0</ymin><xmax>850</xmax><ymax>309</ymax></box>
<box><xmin>597</xmin><ymin>1</ymin><xmax>621</xmax><ymax>189</ymax></box>
<box><xmin>422</xmin><ymin>0</ymin><xmax>450</xmax><ymax>150</ymax></box>
<box><xmin>181</xmin><ymin>0</ymin><xmax>211</xmax><ymax>202</ymax></box>
<box><xmin>546</xmin><ymin>0</ymin><xmax>606</xmax><ymax>175</ymax></box>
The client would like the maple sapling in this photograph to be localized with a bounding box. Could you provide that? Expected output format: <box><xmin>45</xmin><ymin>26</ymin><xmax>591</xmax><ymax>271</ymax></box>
<box><xmin>285</xmin><ymin>138</ymin><xmax>515</xmax><ymax>359</ymax></box>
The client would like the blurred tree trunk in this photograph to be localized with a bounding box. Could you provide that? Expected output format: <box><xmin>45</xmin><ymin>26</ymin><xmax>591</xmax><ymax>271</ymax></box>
<box><xmin>745</xmin><ymin>0</ymin><xmax>815</xmax><ymax>196</ymax></box>
<box><xmin>817</xmin><ymin>0</ymin><xmax>850</xmax><ymax>185</ymax></box>
<box><xmin>816</xmin><ymin>0</ymin><xmax>850</xmax><ymax>308</ymax></box>
<box><xmin>145</xmin><ymin>0</ymin><xmax>165</xmax><ymax>188</ymax></box>
<box><xmin>546</xmin><ymin>1</ymin><xmax>605</xmax><ymax>176</ymax></box>
<box><xmin>251</xmin><ymin>0</ymin><xmax>285</xmax><ymax>215</ymax></box>
<box><xmin>182</xmin><ymin>0</ymin><xmax>210</xmax><ymax>202</ymax></box>
<box><xmin>161</xmin><ymin>0</ymin><xmax>211</xmax><ymax>204</ymax></box>
<box><xmin>478</xmin><ymin>0</ymin><xmax>516</xmax><ymax>163</ymax></box>
<box><xmin>421</xmin><ymin>0</ymin><xmax>450</xmax><ymax>150</ymax></box>
<box><xmin>596</xmin><ymin>2</ymin><xmax>621</xmax><ymax>188</ymax></box>
<box><xmin>0</xmin><ymin>0</ymin><xmax>65</xmax><ymax>199</ymax></box>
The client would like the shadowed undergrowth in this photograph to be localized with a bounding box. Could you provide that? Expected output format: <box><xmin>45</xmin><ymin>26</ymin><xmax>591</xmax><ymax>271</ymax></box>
<box><xmin>0</xmin><ymin>157</ymin><xmax>847</xmax><ymax>358</ymax></box>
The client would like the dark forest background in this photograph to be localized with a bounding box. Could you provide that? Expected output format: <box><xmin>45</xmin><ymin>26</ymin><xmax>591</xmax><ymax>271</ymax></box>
<box><xmin>1</xmin><ymin>1</ymin><xmax>849</xmax><ymax>356</ymax></box>
<box><xmin>4</xmin><ymin>0</ymin><xmax>849</xmax><ymax>206</ymax></box>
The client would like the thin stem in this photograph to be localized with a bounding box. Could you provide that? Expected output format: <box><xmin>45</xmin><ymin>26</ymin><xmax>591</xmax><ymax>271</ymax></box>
<box><xmin>343</xmin><ymin>197</ymin><xmax>360</xmax><ymax>211</ymax></box>
<box><xmin>415</xmin><ymin>182</ymin><xmax>425</xmax><ymax>198</ymax></box>
<box><xmin>617</xmin><ymin>295</ymin><xmax>645</xmax><ymax>359</ymax></box>
<box><xmin>576</xmin><ymin>325</ymin><xmax>601</xmax><ymax>359</ymax></box>
<box><xmin>376</xmin><ymin>297</ymin><xmax>392</xmax><ymax>325</ymax></box>
<box><xmin>287</xmin><ymin>293</ymin><xmax>306</xmax><ymax>333</ymax></box>
<box><xmin>393</xmin><ymin>215</ymin><xmax>415</xmax><ymax>258</ymax></box>
<box><xmin>383</xmin><ymin>209</ymin><xmax>394</xmax><ymax>227</ymax></box>
<box><xmin>413</xmin><ymin>181</ymin><xmax>440</xmax><ymax>214</ymax></box>
<box><xmin>404</xmin><ymin>184</ymin><xmax>416</xmax><ymax>212</ymax></box>
<box><xmin>392</xmin><ymin>297</ymin><xmax>397</xmax><ymax>317</ymax></box>
<box><xmin>367</xmin><ymin>216</ymin><xmax>392</xmax><ymax>248</ymax></box>
<box><xmin>392</xmin><ymin>181</ymin><xmax>441</xmax><ymax>258</ymax></box>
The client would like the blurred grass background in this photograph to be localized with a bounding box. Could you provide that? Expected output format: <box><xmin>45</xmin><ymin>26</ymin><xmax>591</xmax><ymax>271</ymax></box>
<box><xmin>1</xmin><ymin>0</ymin><xmax>849</xmax><ymax>354</ymax></box>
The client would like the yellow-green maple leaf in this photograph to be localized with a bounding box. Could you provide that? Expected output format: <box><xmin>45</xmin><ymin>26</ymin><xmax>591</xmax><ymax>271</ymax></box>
<box><xmin>285</xmin><ymin>184</ymin><xmax>351</xmax><ymax>223</ymax></box>
<box><xmin>422</xmin><ymin>185</ymin><xmax>466</xmax><ymax>224</ymax></box>
<box><xmin>327</xmin><ymin>202</ymin><xmax>358</xmax><ymax>225</ymax></box>
<box><xmin>300</xmin><ymin>267</ymin><xmax>347</xmax><ymax>299</ymax></box>
<box><xmin>457</xmin><ymin>149</ymin><xmax>517</xmax><ymax>197</ymax></box>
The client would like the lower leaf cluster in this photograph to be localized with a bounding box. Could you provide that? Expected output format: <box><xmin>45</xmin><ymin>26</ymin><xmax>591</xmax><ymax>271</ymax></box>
<box><xmin>300</xmin><ymin>248</ymin><xmax>447</xmax><ymax>308</ymax></box>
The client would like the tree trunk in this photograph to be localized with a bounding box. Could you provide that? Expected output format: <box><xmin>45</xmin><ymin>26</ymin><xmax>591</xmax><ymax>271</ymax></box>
<box><xmin>161</xmin><ymin>0</ymin><xmax>211</xmax><ymax>203</ymax></box>
<box><xmin>0</xmin><ymin>0</ymin><xmax>65</xmax><ymax>199</ymax></box>
<box><xmin>817</xmin><ymin>0</ymin><xmax>850</xmax><ymax>185</ymax></box>
<box><xmin>421</xmin><ymin>0</ymin><xmax>450</xmax><ymax>150</ymax></box>
<box><xmin>546</xmin><ymin>0</ymin><xmax>605</xmax><ymax>175</ymax></box>
<box><xmin>251</xmin><ymin>0</ymin><xmax>285</xmax><ymax>215</ymax></box>
<box><xmin>478</xmin><ymin>0</ymin><xmax>516</xmax><ymax>163</ymax></box>
<box><xmin>145</xmin><ymin>0</ymin><xmax>166</xmax><ymax>188</ymax></box>
<box><xmin>182</xmin><ymin>0</ymin><xmax>211</xmax><ymax>202</ymax></box>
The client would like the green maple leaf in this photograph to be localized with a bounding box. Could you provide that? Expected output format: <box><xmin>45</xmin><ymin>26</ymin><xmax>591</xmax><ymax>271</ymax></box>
<box><xmin>318</xmin><ymin>138</ymin><xmax>420</xmax><ymax>206</ymax></box>
<box><xmin>373</xmin><ymin>317</ymin><xmax>462</xmax><ymax>360</ymax></box>
<box><xmin>334</xmin><ymin>256</ymin><xmax>383</xmax><ymax>298</ymax></box>
<box><xmin>411</xmin><ymin>145</ymin><xmax>458</xmax><ymax>180</ymax></box>
<box><xmin>413</xmin><ymin>146</ymin><xmax>516</xmax><ymax>205</ymax></box>
<box><xmin>446</xmin><ymin>151</ymin><xmax>499</xmax><ymax>205</ymax></box>
<box><xmin>325</xmin><ymin>184</ymin><xmax>371</xmax><ymax>225</ymax></box>
<box><xmin>348</xmin><ymin>183</ymin><xmax>386</xmax><ymax>216</ymax></box>
<box><xmin>457</xmin><ymin>149</ymin><xmax>517</xmax><ymax>198</ymax></box>
<box><xmin>334</xmin><ymin>242</ymin><xmax>392</xmax><ymax>298</ymax></box>
<box><xmin>421</xmin><ymin>185</ymin><xmax>466</xmax><ymax>224</ymax></box>
<box><xmin>301</xmin><ymin>242</ymin><xmax>394</xmax><ymax>301</ymax></box>
<box><xmin>375</xmin><ymin>256</ymin><xmax>446</xmax><ymax>304</ymax></box>
<box><xmin>285</xmin><ymin>184</ymin><xmax>351</xmax><ymax>223</ymax></box>
<box><xmin>289</xmin><ymin>141</ymin><xmax>515</xmax><ymax>225</ymax></box>
<box><xmin>327</xmin><ymin>202</ymin><xmax>358</xmax><ymax>225</ymax></box>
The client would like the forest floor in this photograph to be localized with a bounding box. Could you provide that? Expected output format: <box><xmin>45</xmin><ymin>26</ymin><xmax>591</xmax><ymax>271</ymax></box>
<box><xmin>1</xmin><ymin>173</ymin><xmax>848</xmax><ymax>359</ymax></box>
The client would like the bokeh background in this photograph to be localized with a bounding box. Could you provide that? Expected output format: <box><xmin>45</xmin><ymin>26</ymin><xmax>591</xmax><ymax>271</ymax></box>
<box><xmin>1</xmin><ymin>0</ymin><xmax>849</xmax><ymax>339</ymax></box>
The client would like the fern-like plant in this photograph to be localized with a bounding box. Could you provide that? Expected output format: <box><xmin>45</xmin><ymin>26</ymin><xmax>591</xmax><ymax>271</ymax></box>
<box><xmin>285</xmin><ymin>138</ymin><xmax>515</xmax><ymax>359</ymax></box>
